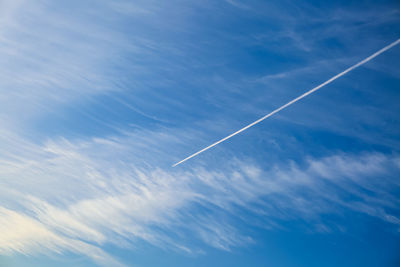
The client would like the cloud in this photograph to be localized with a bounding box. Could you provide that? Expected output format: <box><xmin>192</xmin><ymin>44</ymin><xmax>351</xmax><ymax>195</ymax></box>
<box><xmin>0</xmin><ymin>1</ymin><xmax>118</xmax><ymax>128</ymax></box>
<box><xmin>0</xmin><ymin>0</ymin><xmax>24</xmax><ymax>30</ymax></box>
<box><xmin>1</xmin><ymin>124</ymin><xmax>400</xmax><ymax>266</ymax></box>
<box><xmin>0</xmin><ymin>0</ymin><xmax>166</xmax><ymax>129</ymax></box>
<box><xmin>0</xmin><ymin>207</ymin><xmax>123</xmax><ymax>267</ymax></box>
<box><xmin>224</xmin><ymin>0</ymin><xmax>250</xmax><ymax>10</ymax></box>
<box><xmin>246</xmin><ymin>2</ymin><xmax>400</xmax><ymax>53</ymax></box>
<box><xmin>0</xmin><ymin>1</ymin><xmax>399</xmax><ymax>266</ymax></box>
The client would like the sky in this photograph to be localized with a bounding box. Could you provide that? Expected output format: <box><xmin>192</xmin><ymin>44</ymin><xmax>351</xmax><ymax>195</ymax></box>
<box><xmin>0</xmin><ymin>0</ymin><xmax>400</xmax><ymax>266</ymax></box>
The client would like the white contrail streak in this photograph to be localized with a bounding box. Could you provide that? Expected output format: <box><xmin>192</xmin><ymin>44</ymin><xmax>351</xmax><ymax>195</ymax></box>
<box><xmin>173</xmin><ymin>38</ymin><xmax>400</xmax><ymax>167</ymax></box>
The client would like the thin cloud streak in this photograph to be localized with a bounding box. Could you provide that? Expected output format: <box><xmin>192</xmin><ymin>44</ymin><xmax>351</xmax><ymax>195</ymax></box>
<box><xmin>173</xmin><ymin>38</ymin><xmax>400</xmax><ymax>167</ymax></box>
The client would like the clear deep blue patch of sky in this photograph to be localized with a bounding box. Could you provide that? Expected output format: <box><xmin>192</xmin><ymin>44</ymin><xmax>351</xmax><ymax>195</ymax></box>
<box><xmin>2</xmin><ymin>0</ymin><xmax>400</xmax><ymax>266</ymax></box>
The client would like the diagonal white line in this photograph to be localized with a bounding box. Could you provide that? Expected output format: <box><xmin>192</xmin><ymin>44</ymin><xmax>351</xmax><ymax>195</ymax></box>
<box><xmin>173</xmin><ymin>38</ymin><xmax>400</xmax><ymax>167</ymax></box>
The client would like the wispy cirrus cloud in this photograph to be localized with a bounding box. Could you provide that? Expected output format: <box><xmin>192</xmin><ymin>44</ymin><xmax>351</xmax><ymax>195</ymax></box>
<box><xmin>0</xmin><ymin>0</ymin><xmax>170</xmax><ymax>129</ymax></box>
<box><xmin>0</xmin><ymin>206</ymin><xmax>124</xmax><ymax>267</ymax></box>
<box><xmin>1</xmin><ymin>1</ymin><xmax>400</xmax><ymax>266</ymax></box>
<box><xmin>1</xmin><ymin>125</ymin><xmax>399</xmax><ymax>265</ymax></box>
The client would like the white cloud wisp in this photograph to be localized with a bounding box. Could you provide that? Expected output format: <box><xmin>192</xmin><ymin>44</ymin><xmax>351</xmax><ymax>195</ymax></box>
<box><xmin>1</xmin><ymin>129</ymin><xmax>399</xmax><ymax>266</ymax></box>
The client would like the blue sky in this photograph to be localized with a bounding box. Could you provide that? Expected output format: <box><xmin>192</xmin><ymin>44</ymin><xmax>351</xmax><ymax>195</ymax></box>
<box><xmin>1</xmin><ymin>0</ymin><xmax>400</xmax><ymax>266</ymax></box>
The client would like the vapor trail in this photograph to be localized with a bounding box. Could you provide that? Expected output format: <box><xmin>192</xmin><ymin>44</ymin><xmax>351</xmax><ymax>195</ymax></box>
<box><xmin>173</xmin><ymin>38</ymin><xmax>400</xmax><ymax>167</ymax></box>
